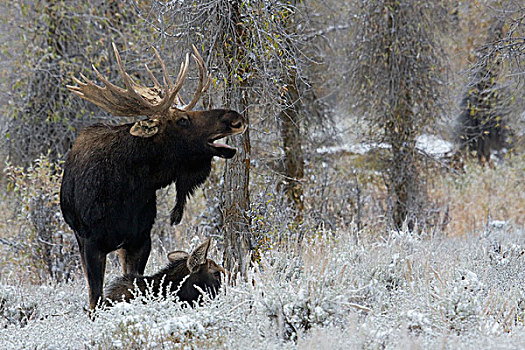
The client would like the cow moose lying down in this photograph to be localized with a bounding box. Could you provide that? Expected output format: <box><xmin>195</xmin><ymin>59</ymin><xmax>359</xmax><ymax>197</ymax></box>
<box><xmin>60</xmin><ymin>43</ymin><xmax>245</xmax><ymax>309</ymax></box>
<box><xmin>105</xmin><ymin>238</ymin><xmax>224</xmax><ymax>306</ymax></box>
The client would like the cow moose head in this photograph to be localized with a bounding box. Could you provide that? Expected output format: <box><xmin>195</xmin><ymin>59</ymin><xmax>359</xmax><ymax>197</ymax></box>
<box><xmin>105</xmin><ymin>238</ymin><xmax>225</xmax><ymax>306</ymax></box>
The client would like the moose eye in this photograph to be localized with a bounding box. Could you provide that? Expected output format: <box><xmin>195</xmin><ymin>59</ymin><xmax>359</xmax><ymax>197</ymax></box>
<box><xmin>177</xmin><ymin>116</ymin><xmax>190</xmax><ymax>128</ymax></box>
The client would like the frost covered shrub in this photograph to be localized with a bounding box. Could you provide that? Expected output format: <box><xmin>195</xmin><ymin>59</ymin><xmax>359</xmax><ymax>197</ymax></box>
<box><xmin>0</xmin><ymin>286</ymin><xmax>37</xmax><ymax>328</ymax></box>
<box><xmin>478</xmin><ymin>228</ymin><xmax>525</xmax><ymax>332</ymax></box>
<box><xmin>252</xmin><ymin>238</ymin><xmax>369</xmax><ymax>341</ymax></box>
<box><xmin>436</xmin><ymin>269</ymin><xmax>484</xmax><ymax>334</ymax></box>
<box><xmin>94</xmin><ymin>283</ymin><xmax>260</xmax><ymax>349</ymax></box>
<box><xmin>3</xmin><ymin>155</ymin><xmax>79</xmax><ymax>282</ymax></box>
<box><xmin>250</xmin><ymin>188</ymin><xmax>307</xmax><ymax>254</ymax></box>
<box><xmin>93</xmin><ymin>229</ymin><xmax>370</xmax><ymax>347</ymax></box>
<box><xmin>93</xmin><ymin>226</ymin><xmax>523</xmax><ymax>348</ymax></box>
<box><xmin>97</xmin><ymin>299</ymin><xmax>222</xmax><ymax>349</ymax></box>
<box><xmin>0</xmin><ymin>225</ymin><xmax>524</xmax><ymax>349</ymax></box>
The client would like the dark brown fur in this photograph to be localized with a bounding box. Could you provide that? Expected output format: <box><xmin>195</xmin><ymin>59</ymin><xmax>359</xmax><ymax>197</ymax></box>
<box><xmin>60</xmin><ymin>109</ymin><xmax>244</xmax><ymax>309</ymax></box>
<box><xmin>105</xmin><ymin>239</ymin><xmax>224</xmax><ymax>306</ymax></box>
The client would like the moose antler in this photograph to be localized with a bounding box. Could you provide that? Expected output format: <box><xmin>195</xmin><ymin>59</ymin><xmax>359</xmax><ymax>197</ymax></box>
<box><xmin>177</xmin><ymin>45</ymin><xmax>212</xmax><ymax>111</ymax></box>
<box><xmin>66</xmin><ymin>43</ymin><xmax>211</xmax><ymax>117</ymax></box>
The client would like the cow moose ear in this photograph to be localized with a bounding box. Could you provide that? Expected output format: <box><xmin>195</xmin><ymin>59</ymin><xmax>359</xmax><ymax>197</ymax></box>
<box><xmin>167</xmin><ymin>251</ymin><xmax>189</xmax><ymax>262</ymax></box>
<box><xmin>130</xmin><ymin>118</ymin><xmax>160</xmax><ymax>137</ymax></box>
<box><xmin>187</xmin><ymin>238</ymin><xmax>211</xmax><ymax>273</ymax></box>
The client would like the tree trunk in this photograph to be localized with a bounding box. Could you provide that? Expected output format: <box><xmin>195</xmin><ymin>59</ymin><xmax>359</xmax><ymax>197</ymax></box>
<box><xmin>218</xmin><ymin>0</ymin><xmax>253</xmax><ymax>275</ymax></box>
<box><xmin>279</xmin><ymin>73</ymin><xmax>304</xmax><ymax>221</ymax></box>
<box><xmin>388</xmin><ymin>119</ymin><xmax>419</xmax><ymax>230</ymax></box>
<box><xmin>384</xmin><ymin>0</ymin><xmax>420</xmax><ymax>230</ymax></box>
<box><xmin>278</xmin><ymin>0</ymin><xmax>304</xmax><ymax>222</ymax></box>
<box><xmin>222</xmin><ymin>91</ymin><xmax>252</xmax><ymax>275</ymax></box>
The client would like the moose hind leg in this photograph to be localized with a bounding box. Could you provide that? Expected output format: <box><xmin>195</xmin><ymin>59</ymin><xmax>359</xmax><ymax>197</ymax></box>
<box><xmin>75</xmin><ymin>235</ymin><xmax>88</xmax><ymax>284</ymax></box>
<box><xmin>118</xmin><ymin>234</ymin><xmax>151</xmax><ymax>276</ymax></box>
<box><xmin>82</xmin><ymin>244</ymin><xmax>107</xmax><ymax>309</ymax></box>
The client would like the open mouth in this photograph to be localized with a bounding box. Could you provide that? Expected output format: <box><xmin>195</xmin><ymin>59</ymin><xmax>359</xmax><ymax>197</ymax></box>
<box><xmin>207</xmin><ymin>124</ymin><xmax>245</xmax><ymax>159</ymax></box>
<box><xmin>207</xmin><ymin>134</ymin><xmax>238</xmax><ymax>159</ymax></box>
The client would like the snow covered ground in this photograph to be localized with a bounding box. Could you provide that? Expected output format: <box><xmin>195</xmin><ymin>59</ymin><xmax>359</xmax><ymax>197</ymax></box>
<box><xmin>1</xmin><ymin>224</ymin><xmax>523</xmax><ymax>349</ymax></box>
<box><xmin>317</xmin><ymin>134</ymin><xmax>454</xmax><ymax>157</ymax></box>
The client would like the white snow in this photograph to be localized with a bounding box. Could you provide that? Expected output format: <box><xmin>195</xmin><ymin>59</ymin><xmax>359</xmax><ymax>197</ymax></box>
<box><xmin>316</xmin><ymin>134</ymin><xmax>454</xmax><ymax>157</ymax></box>
<box><xmin>0</xmin><ymin>225</ymin><xmax>523</xmax><ymax>349</ymax></box>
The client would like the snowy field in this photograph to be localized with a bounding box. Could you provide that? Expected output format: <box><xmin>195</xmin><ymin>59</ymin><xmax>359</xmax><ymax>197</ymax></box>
<box><xmin>1</xmin><ymin>223</ymin><xmax>523</xmax><ymax>349</ymax></box>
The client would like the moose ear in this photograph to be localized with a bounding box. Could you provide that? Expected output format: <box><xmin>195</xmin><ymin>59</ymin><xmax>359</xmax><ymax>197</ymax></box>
<box><xmin>130</xmin><ymin>118</ymin><xmax>160</xmax><ymax>137</ymax></box>
<box><xmin>187</xmin><ymin>238</ymin><xmax>211</xmax><ymax>273</ymax></box>
<box><xmin>167</xmin><ymin>250</ymin><xmax>189</xmax><ymax>262</ymax></box>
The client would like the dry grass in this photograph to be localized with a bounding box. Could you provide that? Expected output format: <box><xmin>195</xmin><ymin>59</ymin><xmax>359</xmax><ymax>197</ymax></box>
<box><xmin>1</xmin><ymin>150</ymin><xmax>523</xmax><ymax>284</ymax></box>
<box><xmin>429</xmin><ymin>156</ymin><xmax>525</xmax><ymax>236</ymax></box>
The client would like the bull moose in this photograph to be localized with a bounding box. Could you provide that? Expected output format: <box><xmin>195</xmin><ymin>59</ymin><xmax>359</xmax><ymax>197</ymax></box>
<box><xmin>105</xmin><ymin>238</ymin><xmax>224</xmax><ymax>306</ymax></box>
<box><xmin>60</xmin><ymin>43</ymin><xmax>244</xmax><ymax>309</ymax></box>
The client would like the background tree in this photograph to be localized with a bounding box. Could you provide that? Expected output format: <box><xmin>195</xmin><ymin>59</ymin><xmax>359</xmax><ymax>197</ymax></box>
<box><xmin>456</xmin><ymin>20</ymin><xmax>511</xmax><ymax>163</ymax></box>
<box><xmin>455</xmin><ymin>3</ymin><xmax>524</xmax><ymax>163</ymax></box>
<box><xmin>2</xmin><ymin>0</ymin><xmax>142</xmax><ymax>165</ymax></box>
<box><xmin>278</xmin><ymin>0</ymin><xmax>305</xmax><ymax>222</ymax></box>
<box><xmin>216</xmin><ymin>0</ymin><xmax>253</xmax><ymax>274</ymax></box>
<box><xmin>347</xmin><ymin>0</ymin><xmax>446</xmax><ymax>230</ymax></box>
